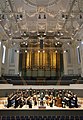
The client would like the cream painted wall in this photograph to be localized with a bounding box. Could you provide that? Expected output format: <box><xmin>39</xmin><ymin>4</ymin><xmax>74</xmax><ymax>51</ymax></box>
<box><xmin>62</xmin><ymin>41</ymin><xmax>81</xmax><ymax>75</ymax></box>
<box><xmin>0</xmin><ymin>41</ymin><xmax>2</xmax><ymax>77</ymax></box>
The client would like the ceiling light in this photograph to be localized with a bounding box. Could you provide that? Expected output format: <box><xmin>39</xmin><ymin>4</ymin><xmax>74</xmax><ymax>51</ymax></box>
<box><xmin>9</xmin><ymin>33</ymin><xmax>12</xmax><ymax>36</ymax></box>
<box><xmin>72</xmin><ymin>33</ymin><xmax>74</xmax><ymax>36</ymax></box>
<box><xmin>57</xmin><ymin>42</ymin><xmax>59</xmax><ymax>44</ymax></box>
<box><xmin>55</xmin><ymin>43</ymin><xmax>57</xmax><ymax>45</ymax></box>
<box><xmin>77</xmin><ymin>46</ymin><xmax>79</xmax><ymax>48</ymax></box>
<box><xmin>15</xmin><ymin>30</ymin><xmax>18</xmax><ymax>33</ymax></box>
<box><xmin>25</xmin><ymin>50</ymin><xmax>27</xmax><ymax>53</ymax></box>
<box><xmin>67</xmin><ymin>43</ymin><xmax>70</xmax><ymax>45</ymax></box>
<box><xmin>81</xmin><ymin>41</ymin><xmax>83</xmax><ymax>44</ymax></box>
<box><xmin>43</xmin><ymin>50</ymin><xmax>45</xmax><ymax>53</ymax></box>
<box><xmin>30</xmin><ymin>30</ymin><xmax>36</xmax><ymax>33</ymax></box>
<box><xmin>71</xmin><ymin>37</ymin><xmax>74</xmax><ymax>40</ymax></box>
<box><xmin>37</xmin><ymin>33</ymin><xmax>40</xmax><ymax>35</ymax></box>
<box><xmin>17</xmin><ymin>50</ymin><xmax>19</xmax><ymax>53</ymax></box>
<box><xmin>64</xmin><ymin>50</ymin><xmax>66</xmax><ymax>53</ymax></box>
<box><xmin>26</xmin><ymin>43</ymin><xmax>27</xmax><ymax>45</ymax></box>
<box><xmin>48</xmin><ymin>30</ymin><xmax>53</xmax><ymax>33</ymax></box>
<box><xmin>44</xmin><ymin>33</ymin><xmax>46</xmax><ymax>35</ymax></box>
<box><xmin>23</xmin><ymin>42</ymin><xmax>25</xmax><ymax>44</ymax></box>
<box><xmin>54</xmin><ymin>37</ymin><xmax>59</xmax><ymax>40</ymax></box>
<box><xmin>57</xmin><ymin>32</ymin><xmax>60</xmax><ymax>36</ymax></box>
<box><xmin>55</xmin><ymin>50</ymin><xmax>57</xmax><ymax>53</ymax></box>
<box><xmin>38</xmin><ymin>50</ymin><xmax>40</xmax><ymax>53</ymax></box>
<box><xmin>61</xmin><ymin>33</ymin><xmax>63</xmax><ymax>36</ymax></box>
<box><xmin>24</xmin><ymin>32</ymin><xmax>26</xmax><ymax>36</ymax></box>
<box><xmin>76</xmin><ymin>27</ymin><xmax>79</xmax><ymax>30</ymax></box>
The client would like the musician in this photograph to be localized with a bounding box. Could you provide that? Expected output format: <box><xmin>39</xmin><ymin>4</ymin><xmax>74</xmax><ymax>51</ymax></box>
<box><xmin>33</xmin><ymin>93</ymin><xmax>37</xmax><ymax>106</ymax></box>
<box><xmin>29</xmin><ymin>88</ymin><xmax>33</xmax><ymax>97</ymax></box>
<box><xmin>7</xmin><ymin>97</ymin><xmax>11</xmax><ymax>108</ymax></box>
<box><xmin>74</xmin><ymin>94</ymin><xmax>78</xmax><ymax>108</ymax></box>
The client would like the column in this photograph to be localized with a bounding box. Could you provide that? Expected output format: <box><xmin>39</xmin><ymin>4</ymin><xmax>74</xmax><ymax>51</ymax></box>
<box><xmin>63</xmin><ymin>50</ymin><xmax>68</xmax><ymax>75</ymax></box>
<box><xmin>15</xmin><ymin>50</ymin><xmax>19</xmax><ymax>75</ymax></box>
<box><xmin>0</xmin><ymin>41</ymin><xmax>2</xmax><ymax>76</ymax></box>
<box><xmin>4</xmin><ymin>45</ymin><xmax>9</xmax><ymax>75</ymax></box>
<box><xmin>80</xmin><ymin>41</ymin><xmax>83</xmax><ymax>77</ymax></box>
<box><xmin>72</xmin><ymin>43</ymin><xmax>78</xmax><ymax>74</ymax></box>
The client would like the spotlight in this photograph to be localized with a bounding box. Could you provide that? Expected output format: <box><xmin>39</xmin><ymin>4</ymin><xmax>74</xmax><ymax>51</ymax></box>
<box><xmin>57</xmin><ymin>32</ymin><xmax>60</xmax><ymax>36</ymax></box>
<box><xmin>17</xmin><ymin>15</ymin><xmax>19</xmax><ymax>19</ymax></box>
<box><xmin>44</xmin><ymin>14</ymin><xmax>46</xmax><ymax>19</ymax></box>
<box><xmin>20</xmin><ymin>14</ymin><xmax>22</xmax><ymax>20</ymax></box>
<box><xmin>62</xmin><ymin>14</ymin><xmax>65</xmax><ymax>18</ymax></box>
<box><xmin>65</xmin><ymin>15</ymin><xmax>68</xmax><ymax>19</ymax></box>
<box><xmin>38</xmin><ymin>14</ymin><xmax>41</xmax><ymax>19</ymax></box>
<box><xmin>80</xmin><ymin>14</ymin><xmax>82</xmax><ymax>19</ymax></box>
<box><xmin>24</xmin><ymin>31</ymin><xmax>26</xmax><ymax>36</ymax></box>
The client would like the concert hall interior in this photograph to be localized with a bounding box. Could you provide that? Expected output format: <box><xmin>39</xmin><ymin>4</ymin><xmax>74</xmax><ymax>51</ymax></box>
<box><xmin>0</xmin><ymin>0</ymin><xmax>83</xmax><ymax>119</ymax></box>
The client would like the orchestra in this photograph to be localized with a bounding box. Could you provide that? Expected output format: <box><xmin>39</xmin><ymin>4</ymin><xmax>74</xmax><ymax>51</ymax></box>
<box><xmin>6</xmin><ymin>89</ymin><xmax>78</xmax><ymax>109</ymax></box>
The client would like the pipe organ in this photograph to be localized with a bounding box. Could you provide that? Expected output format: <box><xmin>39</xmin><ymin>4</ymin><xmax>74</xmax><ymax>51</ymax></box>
<box><xmin>19</xmin><ymin>50</ymin><xmax>62</xmax><ymax>77</ymax></box>
<box><xmin>26</xmin><ymin>50</ymin><xmax>57</xmax><ymax>69</ymax></box>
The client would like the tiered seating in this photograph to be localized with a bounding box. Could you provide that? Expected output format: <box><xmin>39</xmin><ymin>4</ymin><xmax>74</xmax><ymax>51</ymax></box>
<box><xmin>78</xmin><ymin>77</ymin><xmax>83</xmax><ymax>84</ymax></box>
<box><xmin>1</xmin><ymin>115</ymin><xmax>83</xmax><ymax>120</ymax></box>
<box><xmin>23</xmin><ymin>76</ymin><xmax>37</xmax><ymax>85</ymax></box>
<box><xmin>1</xmin><ymin>74</ymin><xmax>82</xmax><ymax>85</ymax></box>
<box><xmin>60</xmin><ymin>75</ymin><xmax>81</xmax><ymax>85</ymax></box>
<box><xmin>3</xmin><ymin>76</ymin><xmax>24</xmax><ymax>85</ymax></box>
<box><xmin>0</xmin><ymin>77</ymin><xmax>7</xmax><ymax>84</ymax></box>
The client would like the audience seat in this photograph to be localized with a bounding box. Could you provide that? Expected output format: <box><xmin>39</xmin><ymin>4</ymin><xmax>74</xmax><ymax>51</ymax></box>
<box><xmin>70</xmin><ymin>115</ymin><xmax>75</xmax><ymax>120</ymax></box>
<box><xmin>1</xmin><ymin>115</ymin><xmax>83</xmax><ymax>120</ymax></box>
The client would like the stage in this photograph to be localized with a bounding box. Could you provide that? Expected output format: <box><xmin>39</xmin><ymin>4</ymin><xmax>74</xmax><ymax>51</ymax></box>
<box><xmin>0</xmin><ymin>97</ymin><xmax>83</xmax><ymax>110</ymax></box>
<box><xmin>0</xmin><ymin>84</ymin><xmax>83</xmax><ymax>116</ymax></box>
<box><xmin>0</xmin><ymin>97</ymin><xmax>83</xmax><ymax>116</ymax></box>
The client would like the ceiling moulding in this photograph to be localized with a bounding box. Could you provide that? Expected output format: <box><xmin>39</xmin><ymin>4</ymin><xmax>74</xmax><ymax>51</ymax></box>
<box><xmin>24</xmin><ymin>0</ymin><xmax>57</xmax><ymax>7</ymax></box>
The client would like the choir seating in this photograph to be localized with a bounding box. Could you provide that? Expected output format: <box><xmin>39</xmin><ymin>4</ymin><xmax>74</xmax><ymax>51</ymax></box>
<box><xmin>0</xmin><ymin>75</ymin><xmax>82</xmax><ymax>85</ymax></box>
<box><xmin>60</xmin><ymin>75</ymin><xmax>81</xmax><ymax>85</ymax></box>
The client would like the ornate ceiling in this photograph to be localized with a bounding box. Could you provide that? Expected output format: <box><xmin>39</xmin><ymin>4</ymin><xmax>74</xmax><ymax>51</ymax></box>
<box><xmin>0</xmin><ymin>0</ymin><xmax>83</xmax><ymax>47</ymax></box>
